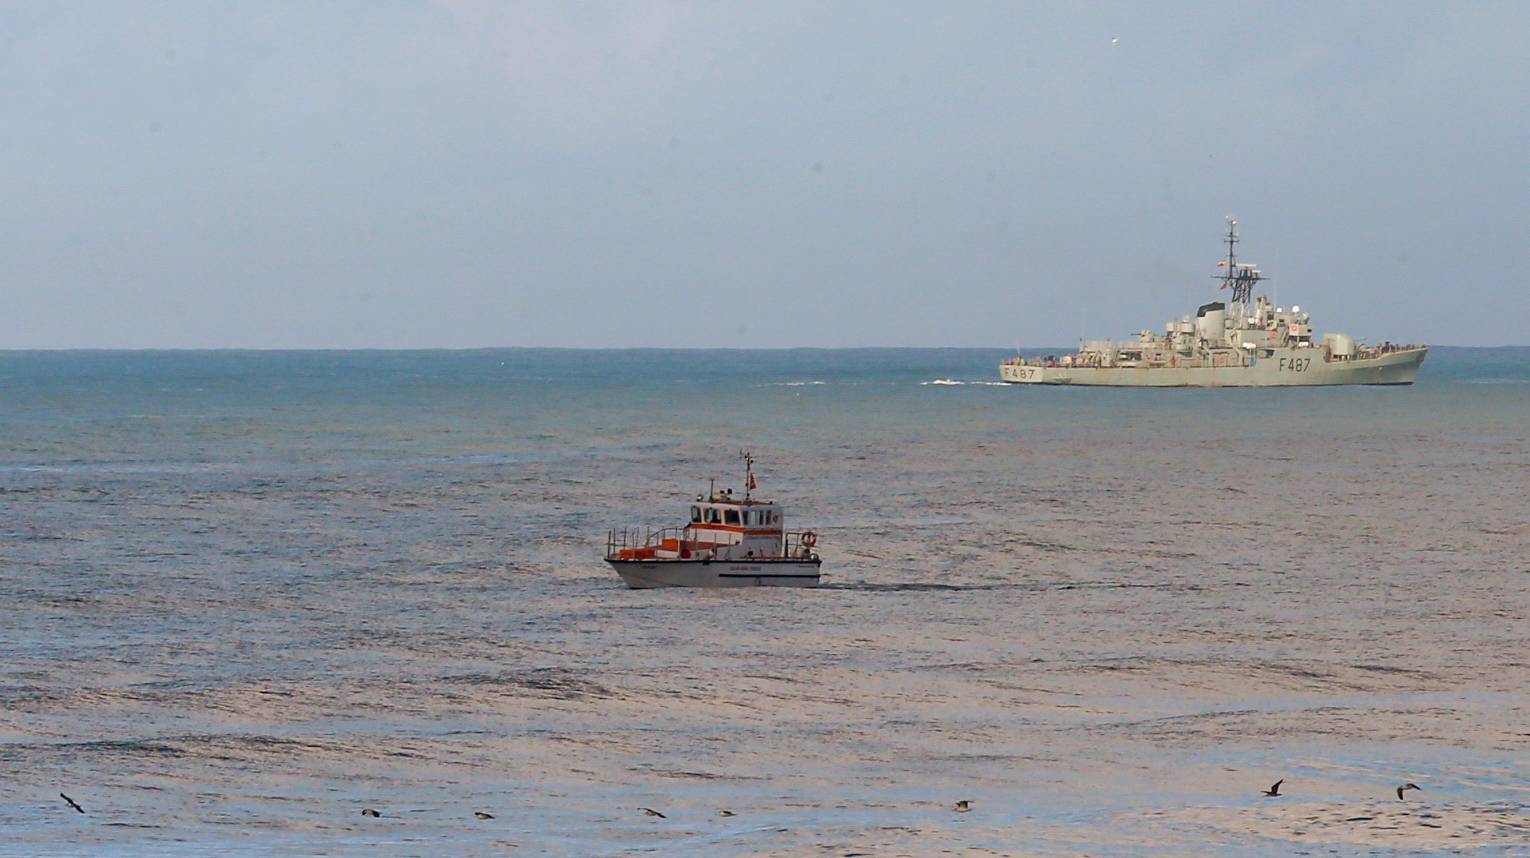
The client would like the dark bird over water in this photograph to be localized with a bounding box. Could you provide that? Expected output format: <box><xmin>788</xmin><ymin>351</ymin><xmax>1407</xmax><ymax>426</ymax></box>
<box><xmin>361</xmin><ymin>808</ymin><xmax>381</xmax><ymax>818</ymax></box>
<box><xmin>474</xmin><ymin>811</ymin><xmax>494</xmax><ymax>820</ymax></box>
<box><xmin>60</xmin><ymin>794</ymin><xmax>84</xmax><ymax>814</ymax></box>
<box><xmin>1397</xmin><ymin>783</ymin><xmax>1421</xmax><ymax>800</ymax></box>
<box><xmin>954</xmin><ymin>800</ymin><xmax>972</xmax><ymax>813</ymax></box>
<box><xmin>640</xmin><ymin>807</ymin><xmax>667</xmax><ymax>818</ymax></box>
<box><xmin>1262</xmin><ymin>779</ymin><xmax>1284</xmax><ymax>797</ymax></box>
<box><xmin>718</xmin><ymin>810</ymin><xmax>735</xmax><ymax>817</ymax></box>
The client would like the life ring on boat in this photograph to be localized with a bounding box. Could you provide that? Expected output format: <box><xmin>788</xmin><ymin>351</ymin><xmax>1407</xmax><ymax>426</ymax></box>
<box><xmin>800</xmin><ymin>531</ymin><xmax>818</xmax><ymax>548</ymax></box>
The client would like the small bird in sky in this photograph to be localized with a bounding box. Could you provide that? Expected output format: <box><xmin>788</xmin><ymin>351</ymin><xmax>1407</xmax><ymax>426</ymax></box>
<box><xmin>718</xmin><ymin>810</ymin><xmax>735</xmax><ymax>817</ymax></box>
<box><xmin>1262</xmin><ymin>779</ymin><xmax>1284</xmax><ymax>797</ymax></box>
<box><xmin>954</xmin><ymin>800</ymin><xmax>972</xmax><ymax>813</ymax></box>
<box><xmin>474</xmin><ymin>811</ymin><xmax>495</xmax><ymax>820</ymax></box>
<box><xmin>361</xmin><ymin>808</ymin><xmax>381</xmax><ymax>818</ymax></box>
<box><xmin>640</xmin><ymin>807</ymin><xmax>667</xmax><ymax>818</ymax></box>
<box><xmin>60</xmin><ymin>793</ymin><xmax>85</xmax><ymax>814</ymax></box>
<box><xmin>1396</xmin><ymin>783</ymin><xmax>1421</xmax><ymax>800</ymax></box>
<box><xmin>1110</xmin><ymin>36</ymin><xmax>1120</xmax><ymax>46</ymax></box>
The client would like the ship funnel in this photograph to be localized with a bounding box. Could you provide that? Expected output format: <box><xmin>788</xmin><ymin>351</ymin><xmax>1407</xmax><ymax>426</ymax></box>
<box><xmin>1195</xmin><ymin>301</ymin><xmax>1226</xmax><ymax>342</ymax></box>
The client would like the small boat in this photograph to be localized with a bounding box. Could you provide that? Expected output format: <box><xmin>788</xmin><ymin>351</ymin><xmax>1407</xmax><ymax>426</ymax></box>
<box><xmin>605</xmin><ymin>452</ymin><xmax>822</xmax><ymax>588</ymax></box>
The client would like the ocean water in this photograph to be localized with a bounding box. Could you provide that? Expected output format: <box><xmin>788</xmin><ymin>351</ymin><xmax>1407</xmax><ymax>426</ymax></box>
<box><xmin>2</xmin><ymin>347</ymin><xmax>1528</xmax><ymax>856</ymax></box>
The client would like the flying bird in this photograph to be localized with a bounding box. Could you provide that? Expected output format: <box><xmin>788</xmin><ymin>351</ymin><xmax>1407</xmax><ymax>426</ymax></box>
<box><xmin>1396</xmin><ymin>783</ymin><xmax>1421</xmax><ymax>800</ymax></box>
<box><xmin>474</xmin><ymin>811</ymin><xmax>495</xmax><ymax>820</ymax></box>
<box><xmin>361</xmin><ymin>808</ymin><xmax>381</xmax><ymax>818</ymax></box>
<box><xmin>718</xmin><ymin>810</ymin><xmax>735</xmax><ymax>817</ymax></box>
<box><xmin>1110</xmin><ymin>36</ymin><xmax>1120</xmax><ymax>46</ymax></box>
<box><xmin>640</xmin><ymin>807</ymin><xmax>667</xmax><ymax>818</ymax></box>
<box><xmin>1261</xmin><ymin>779</ymin><xmax>1284</xmax><ymax>797</ymax></box>
<box><xmin>60</xmin><ymin>793</ymin><xmax>84</xmax><ymax>814</ymax></box>
<box><xmin>954</xmin><ymin>800</ymin><xmax>972</xmax><ymax>813</ymax></box>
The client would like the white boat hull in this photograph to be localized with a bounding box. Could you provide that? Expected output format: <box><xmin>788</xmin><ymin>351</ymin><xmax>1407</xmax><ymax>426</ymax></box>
<box><xmin>607</xmin><ymin>559</ymin><xmax>822</xmax><ymax>589</ymax></box>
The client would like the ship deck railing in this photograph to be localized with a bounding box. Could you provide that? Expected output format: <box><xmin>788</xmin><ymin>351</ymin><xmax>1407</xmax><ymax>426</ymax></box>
<box><xmin>781</xmin><ymin>530</ymin><xmax>818</xmax><ymax>558</ymax></box>
<box><xmin>1340</xmin><ymin>343</ymin><xmax>1428</xmax><ymax>361</ymax></box>
<box><xmin>606</xmin><ymin>526</ymin><xmax>816</xmax><ymax>560</ymax></box>
<box><xmin>606</xmin><ymin>525</ymin><xmax>682</xmax><ymax>556</ymax></box>
<box><xmin>1006</xmin><ymin>353</ymin><xmax>1244</xmax><ymax>370</ymax></box>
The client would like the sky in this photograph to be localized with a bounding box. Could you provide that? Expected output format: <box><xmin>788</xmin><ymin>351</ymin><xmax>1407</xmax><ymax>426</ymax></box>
<box><xmin>3</xmin><ymin>1</ymin><xmax>1527</xmax><ymax>349</ymax></box>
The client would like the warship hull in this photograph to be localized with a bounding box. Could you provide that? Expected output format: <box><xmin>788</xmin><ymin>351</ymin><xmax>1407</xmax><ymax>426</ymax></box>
<box><xmin>1001</xmin><ymin>346</ymin><xmax>1426</xmax><ymax>387</ymax></box>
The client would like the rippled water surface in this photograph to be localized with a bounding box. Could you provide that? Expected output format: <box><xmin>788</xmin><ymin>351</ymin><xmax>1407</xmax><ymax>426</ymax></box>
<box><xmin>2</xmin><ymin>348</ymin><xmax>1528</xmax><ymax>856</ymax></box>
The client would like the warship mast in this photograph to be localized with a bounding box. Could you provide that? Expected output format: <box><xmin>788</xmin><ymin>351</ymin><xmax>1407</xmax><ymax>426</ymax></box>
<box><xmin>1219</xmin><ymin>217</ymin><xmax>1263</xmax><ymax>315</ymax></box>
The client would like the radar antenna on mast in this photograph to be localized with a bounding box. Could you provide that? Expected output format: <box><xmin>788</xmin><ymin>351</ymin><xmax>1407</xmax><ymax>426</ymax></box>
<box><xmin>1215</xmin><ymin>217</ymin><xmax>1266</xmax><ymax>310</ymax></box>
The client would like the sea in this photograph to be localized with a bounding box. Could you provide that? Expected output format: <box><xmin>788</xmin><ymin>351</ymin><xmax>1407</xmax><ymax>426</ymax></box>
<box><xmin>2</xmin><ymin>347</ymin><xmax>1528</xmax><ymax>857</ymax></box>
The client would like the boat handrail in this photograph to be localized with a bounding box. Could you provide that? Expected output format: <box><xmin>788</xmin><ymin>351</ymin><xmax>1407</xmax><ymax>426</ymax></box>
<box><xmin>782</xmin><ymin>530</ymin><xmax>820</xmax><ymax>559</ymax></box>
<box><xmin>606</xmin><ymin>525</ymin><xmax>818</xmax><ymax>560</ymax></box>
<box><xmin>606</xmin><ymin>525</ymin><xmax>697</xmax><ymax>558</ymax></box>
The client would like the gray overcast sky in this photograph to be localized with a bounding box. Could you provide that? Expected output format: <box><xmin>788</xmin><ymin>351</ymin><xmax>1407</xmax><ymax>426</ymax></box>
<box><xmin>4</xmin><ymin>1</ymin><xmax>1527</xmax><ymax>348</ymax></box>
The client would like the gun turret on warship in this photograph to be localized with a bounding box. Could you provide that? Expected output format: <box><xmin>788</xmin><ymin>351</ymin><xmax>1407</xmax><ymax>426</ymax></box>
<box><xmin>1000</xmin><ymin>220</ymin><xmax>1427</xmax><ymax>387</ymax></box>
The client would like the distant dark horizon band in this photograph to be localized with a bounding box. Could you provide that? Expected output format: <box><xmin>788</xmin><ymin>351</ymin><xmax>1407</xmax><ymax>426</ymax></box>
<box><xmin>1</xmin><ymin>344</ymin><xmax>1527</xmax><ymax>354</ymax></box>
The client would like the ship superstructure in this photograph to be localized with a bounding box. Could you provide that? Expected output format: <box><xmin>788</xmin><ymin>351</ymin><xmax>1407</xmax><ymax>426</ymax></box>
<box><xmin>1000</xmin><ymin>220</ymin><xmax>1427</xmax><ymax>387</ymax></box>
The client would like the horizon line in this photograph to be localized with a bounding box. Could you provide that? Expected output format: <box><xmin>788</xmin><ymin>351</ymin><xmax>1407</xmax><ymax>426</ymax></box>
<box><xmin>1</xmin><ymin>344</ymin><xmax>1526</xmax><ymax>355</ymax></box>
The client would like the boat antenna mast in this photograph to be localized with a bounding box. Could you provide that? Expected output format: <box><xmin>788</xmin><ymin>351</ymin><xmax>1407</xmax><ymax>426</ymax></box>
<box><xmin>740</xmin><ymin>449</ymin><xmax>756</xmax><ymax>500</ymax></box>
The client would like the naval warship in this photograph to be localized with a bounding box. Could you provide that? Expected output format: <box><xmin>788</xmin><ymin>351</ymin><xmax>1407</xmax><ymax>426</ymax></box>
<box><xmin>1000</xmin><ymin>220</ymin><xmax>1427</xmax><ymax>387</ymax></box>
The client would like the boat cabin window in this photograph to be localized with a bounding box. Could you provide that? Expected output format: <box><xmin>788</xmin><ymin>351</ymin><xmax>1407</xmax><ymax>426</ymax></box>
<box><xmin>690</xmin><ymin>506</ymin><xmax>701</xmax><ymax>523</ymax></box>
<box><xmin>724</xmin><ymin>509</ymin><xmax>740</xmax><ymax>525</ymax></box>
<box><xmin>705</xmin><ymin>508</ymin><xmax>720</xmax><ymax>524</ymax></box>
